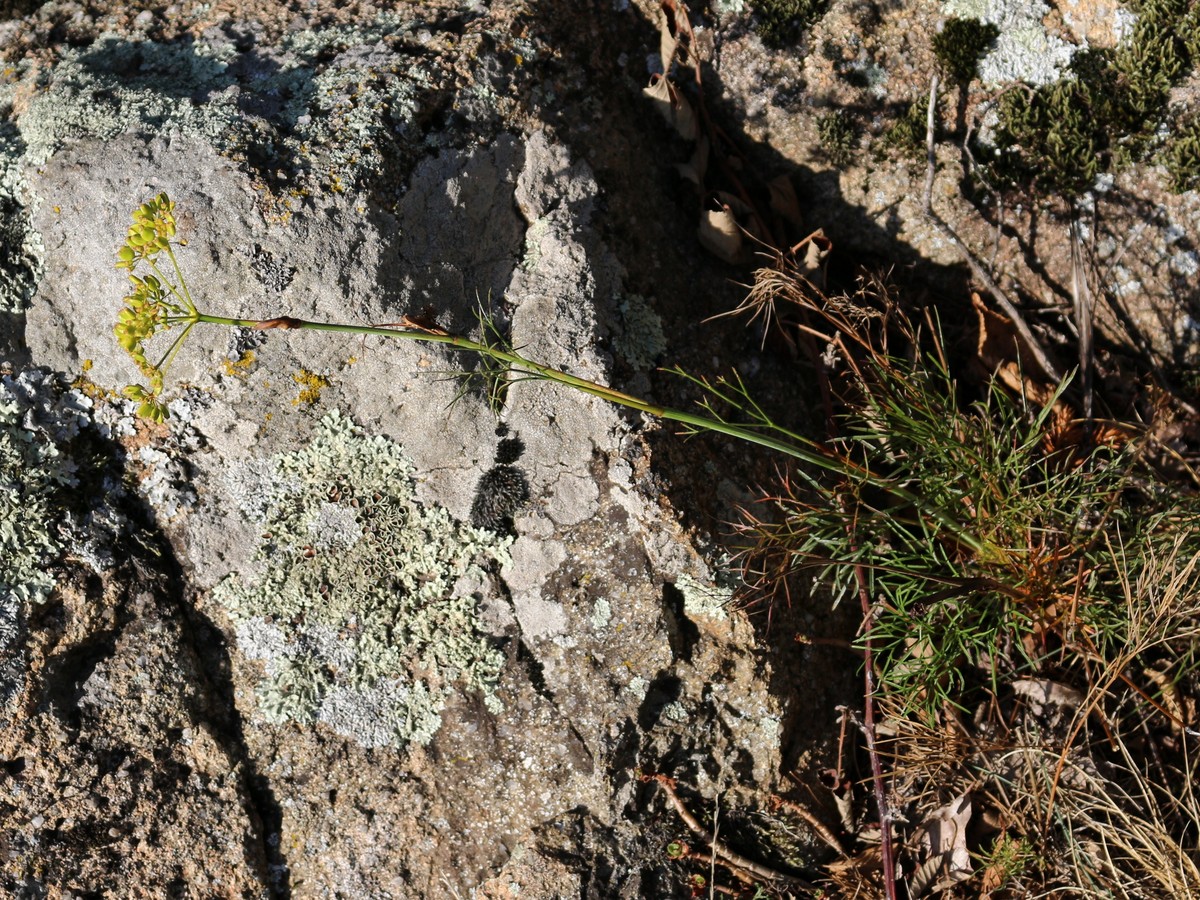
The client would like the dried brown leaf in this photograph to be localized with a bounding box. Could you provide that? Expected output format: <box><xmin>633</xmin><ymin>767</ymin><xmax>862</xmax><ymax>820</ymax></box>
<box><xmin>825</xmin><ymin>844</ymin><xmax>883</xmax><ymax>875</ymax></box>
<box><xmin>796</xmin><ymin>229</ymin><xmax>831</xmax><ymax>276</ymax></box>
<box><xmin>978</xmin><ymin>833</ymin><xmax>1017</xmax><ymax>894</ymax></box>
<box><xmin>1144</xmin><ymin>661</ymin><xmax>1192</xmax><ymax>731</ymax></box>
<box><xmin>698</xmin><ymin>205</ymin><xmax>745</xmax><ymax>264</ymax></box>
<box><xmin>1011</xmin><ymin>678</ymin><xmax>1084</xmax><ymax>716</ymax></box>
<box><xmin>908</xmin><ymin>853</ymin><xmax>945</xmax><ymax>898</ymax></box>
<box><xmin>658</xmin><ymin>1</ymin><xmax>681</xmax><ymax>71</ymax></box>
<box><xmin>675</xmin><ymin>135</ymin><xmax>709</xmax><ymax>185</ymax></box>
<box><xmin>672</xmin><ymin>90</ymin><xmax>696</xmax><ymax>141</ymax></box>
<box><xmin>972</xmin><ymin>293</ymin><xmax>1057</xmax><ymax>406</ymax></box>
<box><xmin>643</xmin><ymin>74</ymin><xmax>697</xmax><ymax>141</ymax></box>
<box><xmin>768</xmin><ymin>174</ymin><xmax>803</xmax><ymax>227</ymax></box>
<box><xmin>658</xmin><ymin>0</ymin><xmax>694</xmax><ymax>71</ymax></box>
<box><xmin>914</xmin><ymin>794</ymin><xmax>973</xmax><ymax>895</ymax></box>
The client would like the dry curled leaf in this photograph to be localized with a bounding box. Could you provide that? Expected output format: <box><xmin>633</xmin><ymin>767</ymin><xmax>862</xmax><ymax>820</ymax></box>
<box><xmin>658</xmin><ymin>0</ymin><xmax>693</xmax><ymax>72</ymax></box>
<box><xmin>912</xmin><ymin>794</ymin><xmax>972</xmax><ymax>897</ymax></box>
<box><xmin>794</xmin><ymin>230</ymin><xmax>831</xmax><ymax>288</ymax></box>
<box><xmin>1011</xmin><ymin>678</ymin><xmax>1084</xmax><ymax>716</ymax></box>
<box><xmin>698</xmin><ymin>204</ymin><xmax>745</xmax><ymax>264</ymax></box>
<box><xmin>1144</xmin><ymin>661</ymin><xmax>1194</xmax><ymax>732</ymax></box>
<box><xmin>643</xmin><ymin>74</ymin><xmax>697</xmax><ymax>141</ymax></box>
<box><xmin>768</xmin><ymin>174</ymin><xmax>803</xmax><ymax>227</ymax></box>
<box><xmin>972</xmin><ymin>293</ymin><xmax>1057</xmax><ymax>406</ymax></box>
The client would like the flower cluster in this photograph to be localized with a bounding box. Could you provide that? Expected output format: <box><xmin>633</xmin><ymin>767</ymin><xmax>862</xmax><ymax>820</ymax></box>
<box><xmin>113</xmin><ymin>193</ymin><xmax>193</xmax><ymax>423</ymax></box>
<box><xmin>114</xmin><ymin>273</ymin><xmax>168</xmax><ymax>377</ymax></box>
<box><xmin>116</xmin><ymin>192</ymin><xmax>177</xmax><ymax>269</ymax></box>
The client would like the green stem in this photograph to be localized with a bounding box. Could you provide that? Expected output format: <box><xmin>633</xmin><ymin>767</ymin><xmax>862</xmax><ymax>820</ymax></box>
<box><xmin>155</xmin><ymin>318</ymin><xmax>198</xmax><ymax>374</ymax></box>
<box><xmin>192</xmin><ymin>311</ymin><xmax>988</xmax><ymax>554</ymax></box>
<box><xmin>147</xmin><ymin>259</ymin><xmax>193</xmax><ymax>317</ymax></box>
<box><xmin>165</xmin><ymin>246</ymin><xmax>197</xmax><ymax>315</ymax></box>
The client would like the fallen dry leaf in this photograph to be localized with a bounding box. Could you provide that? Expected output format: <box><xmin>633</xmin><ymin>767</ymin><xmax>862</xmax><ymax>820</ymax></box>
<box><xmin>643</xmin><ymin>74</ymin><xmax>697</xmax><ymax>141</ymax></box>
<box><xmin>1011</xmin><ymin>678</ymin><xmax>1084</xmax><ymax>716</ymax></box>
<box><xmin>675</xmin><ymin>135</ymin><xmax>709</xmax><ymax>185</ymax></box>
<box><xmin>698</xmin><ymin>204</ymin><xmax>744</xmax><ymax>264</ymax></box>
<box><xmin>657</xmin><ymin>0</ymin><xmax>692</xmax><ymax>71</ymax></box>
<box><xmin>972</xmin><ymin>292</ymin><xmax>1057</xmax><ymax>406</ymax></box>
<box><xmin>768</xmin><ymin>174</ymin><xmax>803</xmax><ymax>227</ymax></box>
<box><xmin>911</xmin><ymin>794</ymin><xmax>972</xmax><ymax>897</ymax></box>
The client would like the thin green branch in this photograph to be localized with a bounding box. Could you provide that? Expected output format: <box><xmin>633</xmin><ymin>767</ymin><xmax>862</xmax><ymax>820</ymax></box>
<box><xmin>190</xmin><ymin>312</ymin><xmax>989</xmax><ymax>555</ymax></box>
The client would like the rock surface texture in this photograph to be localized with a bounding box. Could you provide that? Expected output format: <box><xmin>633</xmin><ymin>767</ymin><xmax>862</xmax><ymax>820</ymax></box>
<box><xmin>3</xmin><ymin>0</ymin><xmax>1198</xmax><ymax>897</ymax></box>
<box><xmin>1</xmin><ymin>3</ymin><xmax>789</xmax><ymax>897</ymax></box>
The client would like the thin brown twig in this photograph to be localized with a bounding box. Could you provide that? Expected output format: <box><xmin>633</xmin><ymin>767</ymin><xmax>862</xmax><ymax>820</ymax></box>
<box><xmin>1070</xmin><ymin>216</ymin><xmax>1094</xmax><ymax>425</ymax></box>
<box><xmin>644</xmin><ymin>773</ymin><xmax>818</xmax><ymax>890</ymax></box>
<box><xmin>772</xmin><ymin>795</ymin><xmax>849</xmax><ymax>856</ymax></box>
<box><xmin>671</xmin><ymin>842</ymin><xmax>758</xmax><ymax>886</ymax></box>
<box><xmin>921</xmin><ymin>74</ymin><xmax>1063</xmax><ymax>383</ymax></box>
<box><xmin>846</xmin><ymin>554</ymin><xmax>899</xmax><ymax>900</ymax></box>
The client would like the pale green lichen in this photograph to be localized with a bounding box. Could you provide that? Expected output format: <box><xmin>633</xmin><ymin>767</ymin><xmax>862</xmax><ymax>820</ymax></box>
<box><xmin>1</xmin><ymin>13</ymin><xmax>426</xmax><ymax>205</ymax></box>
<box><xmin>214</xmin><ymin>411</ymin><xmax>511</xmax><ymax>749</ymax></box>
<box><xmin>0</xmin><ymin>372</ymin><xmax>87</xmax><ymax>608</ymax></box>
<box><xmin>942</xmin><ymin>0</ymin><xmax>1080</xmax><ymax>86</ymax></box>
<box><xmin>613</xmin><ymin>293</ymin><xmax>666</xmax><ymax>370</ymax></box>
<box><xmin>1</xmin><ymin>370</ymin><xmax>100</xmax><ymax>708</ymax></box>
<box><xmin>589</xmin><ymin>597</ymin><xmax>613</xmax><ymax>630</ymax></box>
<box><xmin>676</xmin><ymin>573</ymin><xmax>732</xmax><ymax>621</ymax></box>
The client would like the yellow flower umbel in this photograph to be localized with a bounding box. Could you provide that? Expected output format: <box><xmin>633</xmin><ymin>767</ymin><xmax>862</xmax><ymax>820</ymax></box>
<box><xmin>113</xmin><ymin>193</ymin><xmax>198</xmax><ymax>423</ymax></box>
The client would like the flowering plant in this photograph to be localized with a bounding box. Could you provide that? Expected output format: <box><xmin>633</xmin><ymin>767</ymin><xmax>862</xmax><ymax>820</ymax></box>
<box><xmin>112</xmin><ymin>193</ymin><xmax>197</xmax><ymax>422</ymax></box>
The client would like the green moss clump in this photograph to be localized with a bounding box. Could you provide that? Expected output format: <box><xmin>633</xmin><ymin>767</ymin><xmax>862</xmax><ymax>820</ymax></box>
<box><xmin>214</xmin><ymin>411</ymin><xmax>511</xmax><ymax>749</ymax></box>
<box><xmin>932</xmin><ymin>18</ymin><xmax>1000</xmax><ymax>84</ymax></box>
<box><xmin>993</xmin><ymin>67</ymin><xmax>1105</xmax><ymax>194</ymax></box>
<box><xmin>991</xmin><ymin>0</ymin><xmax>1200</xmax><ymax>197</ymax></box>
<box><xmin>1163</xmin><ymin>113</ymin><xmax>1200</xmax><ymax>193</ymax></box>
<box><xmin>879</xmin><ymin>99</ymin><xmax>933</xmax><ymax>161</ymax></box>
<box><xmin>817</xmin><ymin>109</ymin><xmax>857</xmax><ymax>167</ymax></box>
<box><xmin>748</xmin><ymin>0</ymin><xmax>830</xmax><ymax>47</ymax></box>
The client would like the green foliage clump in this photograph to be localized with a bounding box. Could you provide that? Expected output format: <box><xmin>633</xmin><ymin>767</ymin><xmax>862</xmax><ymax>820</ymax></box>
<box><xmin>213</xmin><ymin>411</ymin><xmax>511</xmax><ymax>749</ymax></box>
<box><xmin>932</xmin><ymin>17</ymin><xmax>1000</xmax><ymax>84</ymax></box>
<box><xmin>1163</xmin><ymin>112</ymin><xmax>1200</xmax><ymax>193</ymax></box>
<box><xmin>748</xmin><ymin>0</ymin><xmax>830</xmax><ymax>47</ymax></box>
<box><xmin>759</xmin><ymin>335</ymin><xmax>1200</xmax><ymax>719</ymax></box>
<box><xmin>816</xmin><ymin>109</ymin><xmax>857</xmax><ymax>167</ymax></box>
<box><xmin>878</xmin><ymin>99</ymin><xmax>932</xmax><ymax>161</ymax></box>
<box><xmin>992</xmin><ymin>0</ymin><xmax>1200</xmax><ymax>196</ymax></box>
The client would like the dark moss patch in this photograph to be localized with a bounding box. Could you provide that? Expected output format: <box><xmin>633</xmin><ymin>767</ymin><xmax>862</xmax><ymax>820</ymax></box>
<box><xmin>748</xmin><ymin>0</ymin><xmax>829</xmax><ymax>47</ymax></box>
<box><xmin>878</xmin><ymin>99</ymin><xmax>934</xmax><ymax>161</ymax></box>
<box><xmin>932</xmin><ymin>18</ymin><xmax>1000</xmax><ymax>84</ymax></box>
<box><xmin>817</xmin><ymin>109</ymin><xmax>857</xmax><ymax>167</ymax></box>
<box><xmin>989</xmin><ymin>0</ymin><xmax>1200</xmax><ymax>197</ymax></box>
<box><xmin>1163</xmin><ymin>112</ymin><xmax>1200</xmax><ymax>194</ymax></box>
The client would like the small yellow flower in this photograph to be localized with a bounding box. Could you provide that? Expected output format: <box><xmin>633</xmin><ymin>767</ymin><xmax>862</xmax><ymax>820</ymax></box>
<box><xmin>114</xmin><ymin>192</ymin><xmax>185</xmax><ymax>422</ymax></box>
<box><xmin>116</xmin><ymin>192</ymin><xmax>176</xmax><ymax>270</ymax></box>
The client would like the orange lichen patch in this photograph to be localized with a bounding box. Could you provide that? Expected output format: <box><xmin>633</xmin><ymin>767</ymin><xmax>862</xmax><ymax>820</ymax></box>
<box><xmin>221</xmin><ymin>350</ymin><xmax>257</xmax><ymax>379</ymax></box>
<box><xmin>292</xmin><ymin>368</ymin><xmax>331</xmax><ymax>406</ymax></box>
<box><xmin>70</xmin><ymin>373</ymin><xmax>115</xmax><ymax>404</ymax></box>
